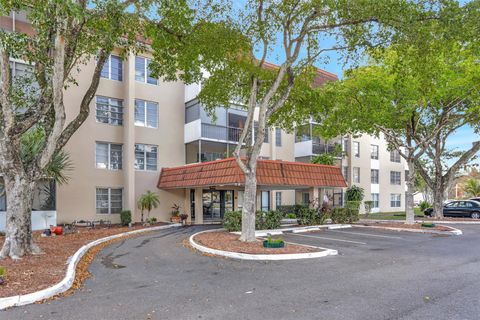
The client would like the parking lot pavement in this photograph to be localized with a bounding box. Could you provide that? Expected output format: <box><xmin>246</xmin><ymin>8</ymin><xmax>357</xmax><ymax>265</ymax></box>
<box><xmin>282</xmin><ymin>226</ymin><xmax>438</xmax><ymax>253</ymax></box>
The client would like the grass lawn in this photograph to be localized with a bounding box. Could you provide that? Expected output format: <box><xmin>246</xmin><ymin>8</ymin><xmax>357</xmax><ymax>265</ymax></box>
<box><xmin>364</xmin><ymin>208</ymin><xmax>424</xmax><ymax>220</ymax></box>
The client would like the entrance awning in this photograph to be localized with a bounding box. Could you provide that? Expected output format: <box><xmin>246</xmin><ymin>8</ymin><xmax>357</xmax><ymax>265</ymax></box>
<box><xmin>157</xmin><ymin>158</ymin><xmax>347</xmax><ymax>189</ymax></box>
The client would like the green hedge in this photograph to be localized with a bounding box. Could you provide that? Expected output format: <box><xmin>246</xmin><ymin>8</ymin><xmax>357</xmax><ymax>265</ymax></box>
<box><xmin>276</xmin><ymin>204</ymin><xmax>308</xmax><ymax>217</ymax></box>
<box><xmin>223</xmin><ymin>210</ymin><xmax>283</xmax><ymax>232</ymax></box>
<box><xmin>331</xmin><ymin>207</ymin><xmax>359</xmax><ymax>224</ymax></box>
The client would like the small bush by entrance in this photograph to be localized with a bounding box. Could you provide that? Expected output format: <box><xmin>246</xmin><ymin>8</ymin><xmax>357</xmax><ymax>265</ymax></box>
<box><xmin>223</xmin><ymin>210</ymin><xmax>283</xmax><ymax>232</ymax></box>
<box><xmin>331</xmin><ymin>207</ymin><xmax>359</xmax><ymax>224</ymax></box>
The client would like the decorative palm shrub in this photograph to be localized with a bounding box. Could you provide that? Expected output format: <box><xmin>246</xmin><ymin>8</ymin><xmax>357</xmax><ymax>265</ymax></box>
<box><xmin>419</xmin><ymin>200</ymin><xmax>431</xmax><ymax>212</ymax></box>
<box><xmin>464</xmin><ymin>179</ymin><xmax>480</xmax><ymax>197</ymax></box>
<box><xmin>137</xmin><ymin>191</ymin><xmax>160</xmax><ymax>223</ymax></box>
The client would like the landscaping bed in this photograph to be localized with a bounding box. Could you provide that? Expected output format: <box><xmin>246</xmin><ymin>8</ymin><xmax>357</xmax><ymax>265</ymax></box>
<box><xmin>193</xmin><ymin>231</ymin><xmax>321</xmax><ymax>255</ymax></box>
<box><xmin>0</xmin><ymin>223</ymin><xmax>167</xmax><ymax>298</ymax></box>
<box><xmin>357</xmin><ymin>222</ymin><xmax>452</xmax><ymax>232</ymax></box>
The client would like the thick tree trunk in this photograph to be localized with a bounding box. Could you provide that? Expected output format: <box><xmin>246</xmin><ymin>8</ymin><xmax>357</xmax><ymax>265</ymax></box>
<box><xmin>405</xmin><ymin>159</ymin><xmax>416</xmax><ymax>225</ymax></box>
<box><xmin>240</xmin><ymin>172</ymin><xmax>257</xmax><ymax>242</ymax></box>
<box><xmin>0</xmin><ymin>174</ymin><xmax>41</xmax><ymax>259</ymax></box>
<box><xmin>432</xmin><ymin>181</ymin><xmax>445</xmax><ymax>219</ymax></box>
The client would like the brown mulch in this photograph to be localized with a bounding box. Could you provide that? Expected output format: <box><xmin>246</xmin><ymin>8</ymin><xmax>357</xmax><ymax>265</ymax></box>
<box><xmin>0</xmin><ymin>222</ymin><xmax>167</xmax><ymax>298</ymax></box>
<box><xmin>358</xmin><ymin>222</ymin><xmax>453</xmax><ymax>232</ymax></box>
<box><xmin>193</xmin><ymin>231</ymin><xmax>322</xmax><ymax>255</ymax></box>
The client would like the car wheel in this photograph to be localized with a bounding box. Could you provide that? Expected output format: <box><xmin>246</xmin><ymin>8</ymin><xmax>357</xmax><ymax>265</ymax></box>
<box><xmin>471</xmin><ymin>212</ymin><xmax>480</xmax><ymax>219</ymax></box>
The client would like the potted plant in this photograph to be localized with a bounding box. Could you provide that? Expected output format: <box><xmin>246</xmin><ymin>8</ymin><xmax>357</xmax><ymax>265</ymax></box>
<box><xmin>179</xmin><ymin>213</ymin><xmax>188</xmax><ymax>225</ymax></box>
<box><xmin>0</xmin><ymin>266</ymin><xmax>6</xmax><ymax>285</ymax></box>
<box><xmin>170</xmin><ymin>203</ymin><xmax>181</xmax><ymax>223</ymax></box>
<box><xmin>137</xmin><ymin>191</ymin><xmax>160</xmax><ymax>225</ymax></box>
<box><xmin>263</xmin><ymin>234</ymin><xmax>285</xmax><ymax>248</ymax></box>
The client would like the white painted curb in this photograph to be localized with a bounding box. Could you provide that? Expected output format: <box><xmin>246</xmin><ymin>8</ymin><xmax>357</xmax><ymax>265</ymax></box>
<box><xmin>189</xmin><ymin>229</ymin><xmax>338</xmax><ymax>261</ymax></box>
<box><xmin>0</xmin><ymin>223</ymin><xmax>181</xmax><ymax>311</ymax></box>
<box><xmin>354</xmin><ymin>224</ymin><xmax>462</xmax><ymax>236</ymax></box>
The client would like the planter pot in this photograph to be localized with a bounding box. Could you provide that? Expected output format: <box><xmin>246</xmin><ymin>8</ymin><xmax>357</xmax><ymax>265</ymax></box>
<box><xmin>421</xmin><ymin>222</ymin><xmax>435</xmax><ymax>228</ymax></box>
<box><xmin>171</xmin><ymin>217</ymin><xmax>181</xmax><ymax>223</ymax></box>
<box><xmin>263</xmin><ymin>240</ymin><xmax>285</xmax><ymax>248</ymax></box>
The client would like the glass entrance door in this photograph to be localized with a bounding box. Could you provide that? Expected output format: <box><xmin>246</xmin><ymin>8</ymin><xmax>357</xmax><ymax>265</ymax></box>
<box><xmin>202</xmin><ymin>190</ymin><xmax>234</xmax><ymax>220</ymax></box>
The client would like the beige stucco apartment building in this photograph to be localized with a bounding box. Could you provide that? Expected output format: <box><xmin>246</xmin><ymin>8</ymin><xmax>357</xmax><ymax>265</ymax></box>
<box><xmin>0</xmin><ymin>12</ymin><xmax>406</xmax><ymax>229</ymax></box>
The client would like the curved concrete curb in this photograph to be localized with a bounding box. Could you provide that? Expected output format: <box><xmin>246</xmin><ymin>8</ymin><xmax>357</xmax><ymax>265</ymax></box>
<box><xmin>0</xmin><ymin>223</ymin><xmax>181</xmax><ymax>311</ymax></box>
<box><xmin>189</xmin><ymin>229</ymin><xmax>338</xmax><ymax>261</ymax></box>
<box><xmin>354</xmin><ymin>224</ymin><xmax>462</xmax><ymax>236</ymax></box>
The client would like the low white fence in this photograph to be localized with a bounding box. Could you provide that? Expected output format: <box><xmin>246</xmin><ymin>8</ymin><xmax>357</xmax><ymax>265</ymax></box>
<box><xmin>0</xmin><ymin>211</ymin><xmax>57</xmax><ymax>232</ymax></box>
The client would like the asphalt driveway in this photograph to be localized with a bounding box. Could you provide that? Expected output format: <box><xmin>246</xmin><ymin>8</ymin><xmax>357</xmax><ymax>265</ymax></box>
<box><xmin>4</xmin><ymin>224</ymin><xmax>480</xmax><ymax>320</ymax></box>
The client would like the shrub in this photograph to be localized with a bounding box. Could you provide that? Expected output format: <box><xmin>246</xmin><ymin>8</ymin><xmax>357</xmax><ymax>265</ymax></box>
<box><xmin>148</xmin><ymin>217</ymin><xmax>157</xmax><ymax>224</ymax></box>
<box><xmin>331</xmin><ymin>207</ymin><xmax>359</xmax><ymax>224</ymax></box>
<box><xmin>345</xmin><ymin>185</ymin><xmax>365</xmax><ymax>202</ymax></box>
<box><xmin>364</xmin><ymin>201</ymin><xmax>373</xmax><ymax>217</ymax></box>
<box><xmin>419</xmin><ymin>200</ymin><xmax>431</xmax><ymax>212</ymax></box>
<box><xmin>120</xmin><ymin>210</ymin><xmax>132</xmax><ymax>226</ymax></box>
<box><xmin>223</xmin><ymin>211</ymin><xmax>242</xmax><ymax>232</ymax></box>
<box><xmin>286</xmin><ymin>213</ymin><xmax>297</xmax><ymax>219</ymax></box>
<box><xmin>256</xmin><ymin>210</ymin><xmax>283</xmax><ymax>230</ymax></box>
<box><xmin>276</xmin><ymin>204</ymin><xmax>308</xmax><ymax>217</ymax></box>
<box><xmin>297</xmin><ymin>207</ymin><xmax>319</xmax><ymax>225</ymax></box>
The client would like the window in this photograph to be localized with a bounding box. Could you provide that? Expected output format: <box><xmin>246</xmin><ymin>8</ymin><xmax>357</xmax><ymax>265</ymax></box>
<box><xmin>101</xmin><ymin>55</ymin><xmax>123</xmax><ymax>81</ymax></box>
<box><xmin>135</xmin><ymin>56</ymin><xmax>158</xmax><ymax>85</ymax></box>
<box><xmin>353</xmin><ymin>141</ymin><xmax>360</xmax><ymax>157</ymax></box>
<box><xmin>135</xmin><ymin>144</ymin><xmax>158</xmax><ymax>171</ymax></box>
<box><xmin>135</xmin><ymin>99</ymin><xmax>158</xmax><ymax>128</ymax></box>
<box><xmin>302</xmin><ymin>192</ymin><xmax>310</xmax><ymax>205</ymax></box>
<box><xmin>96</xmin><ymin>96</ymin><xmax>123</xmax><ymax>126</ymax></box>
<box><xmin>390</xmin><ymin>171</ymin><xmax>401</xmax><ymax>185</ymax></box>
<box><xmin>275</xmin><ymin>192</ymin><xmax>282</xmax><ymax>207</ymax></box>
<box><xmin>353</xmin><ymin>167</ymin><xmax>360</xmax><ymax>183</ymax></box>
<box><xmin>96</xmin><ymin>188</ymin><xmax>122</xmax><ymax>214</ymax></box>
<box><xmin>342</xmin><ymin>139</ymin><xmax>349</xmax><ymax>153</ymax></box>
<box><xmin>371</xmin><ymin>144</ymin><xmax>379</xmax><ymax>160</ymax></box>
<box><xmin>371</xmin><ymin>193</ymin><xmax>379</xmax><ymax>208</ymax></box>
<box><xmin>390</xmin><ymin>194</ymin><xmax>401</xmax><ymax>207</ymax></box>
<box><xmin>390</xmin><ymin>150</ymin><xmax>401</xmax><ymax>163</ymax></box>
<box><xmin>371</xmin><ymin>169</ymin><xmax>379</xmax><ymax>184</ymax></box>
<box><xmin>261</xmin><ymin>191</ymin><xmax>270</xmax><ymax>212</ymax></box>
<box><xmin>342</xmin><ymin>166</ymin><xmax>349</xmax><ymax>181</ymax></box>
<box><xmin>275</xmin><ymin>128</ymin><xmax>282</xmax><ymax>147</ymax></box>
<box><xmin>96</xmin><ymin>142</ymin><xmax>123</xmax><ymax>170</ymax></box>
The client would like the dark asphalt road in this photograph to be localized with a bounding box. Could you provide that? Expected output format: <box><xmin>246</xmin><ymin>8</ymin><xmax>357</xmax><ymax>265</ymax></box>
<box><xmin>3</xmin><ymin>225</ymin><xmax>480</xmax><ymax>320</ymax></box>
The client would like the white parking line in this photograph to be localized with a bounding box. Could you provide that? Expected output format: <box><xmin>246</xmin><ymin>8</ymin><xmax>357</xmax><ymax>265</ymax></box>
<box><xmin>289</xmin><ymin>233</ymin><xmax>367</xmax><ymax>245</ymax></box>
<box><xmin>330</xmin><ymin>230</ymin><xmax>403</xmax><ymax>240</ymax></box>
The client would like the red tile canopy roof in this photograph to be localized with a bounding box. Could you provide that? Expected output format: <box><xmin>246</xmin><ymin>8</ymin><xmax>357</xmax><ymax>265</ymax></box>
<box><xmin>157</xmin><ymin>158</ymin><xmax>347</xmax><ymax>189</ymax></box>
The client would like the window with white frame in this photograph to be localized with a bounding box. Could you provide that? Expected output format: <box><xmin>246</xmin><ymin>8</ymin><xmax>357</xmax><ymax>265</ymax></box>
<box><xmin>342</xmin><ymin>166</ymin><xmax>349</xmax><ymax>181</ymax></box>
<box><xmin>96</xmin><ymin>96</ymin><xmax>123</xmax><ymax>126</ymax></box>
<box><xmin>275</xmin><ymin>128</ymin><xmax>282</xmax><ymax>147</ymax></box>
<box><xmin>135</xmin><ymin>99</ymin><xmax>158</xmax><ymax>128</ymax></box>
<box><xmin>353</xmin><ymin>141</ymin><xmax>360</xmax><ymax>157</ymax></box>
<box><xmin>390</xmin><ymin>149</ymin><xmax>401</xmax><ymax>163</ymax></box>
<box><xmin>371</xmin><ymin>144</ymin><xmax>379</xmax><ymax>159</ymax></box>
<box><xmin>96</xmin><ymin>142</ymin><xmax>122</xmax><ymax>170</ymax></box>
<box><xmin>96</xmin><ymin>188</ymin><xmax>123</xmax><ymax>214</ymax></box>
<box><xmin>390</xmin><ymin>193</ymin><xmax>401</xmax><ymax>207</ymax></box>
<box><xmin>275</xmin><ymin>192</ymin><xmax>282</xmax><ymax>207</ymax></box>
<box><xmin>101</xmin><ymin>55</ymin><xmax>123</xmax><ymax>81</ymax></box>
<box><xmin>135</xmin><ymin>56</ymin><xmax>158</xmax><ymax>85</ymax></box>
<box><xmin>371</xmin><ymin>169</ymin><xmax>379</xmax><ymax>184</ymax></box>
<box><xmin>353</xmin><ymin>167</ymin><xmax>360</xmax><ymax>183</ymax></box>
<box><xmin>372</xmin><ymin>193</ymin><xmax>379</xmax><ymax>208</ymax></box>
<box><xmin>135</xmin><ymin>144</ymin><xmax>158</xmax><ymax>171</ymax></box>
<box><xmin>390</xmin><ymin>171</ymin><xmax>401</xmax><ymax>185</ymax></box>
<box><xmin>302</xmin><ymin>192</ymin><xmax>310</xmax><ymax>204</ymax></box>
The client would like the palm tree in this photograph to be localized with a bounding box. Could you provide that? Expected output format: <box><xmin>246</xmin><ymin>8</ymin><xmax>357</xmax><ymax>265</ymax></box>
<box><xmin>464</xmin><ymin>179</ymin><xmax>480</xmax><ymax>197</ymax></box>
<box><xmin>137</xmin><ymin>191</ymin><xmax>160</xmax><ymax>223</ymax></box>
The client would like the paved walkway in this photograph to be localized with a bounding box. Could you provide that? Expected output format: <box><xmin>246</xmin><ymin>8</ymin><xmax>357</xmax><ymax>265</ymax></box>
<box><xmin>3</xmin><ymin>225</ymin><xmax>480</xmax><ymax>320</ymax></box>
